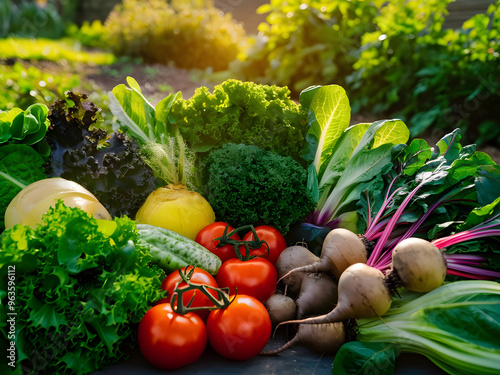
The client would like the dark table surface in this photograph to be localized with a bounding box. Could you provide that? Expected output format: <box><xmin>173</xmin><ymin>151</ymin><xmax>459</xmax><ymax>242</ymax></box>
<box><xmin>94</xmin><ymin>334</ymin><xmax>447</xmax><ymax>375</ymax></box>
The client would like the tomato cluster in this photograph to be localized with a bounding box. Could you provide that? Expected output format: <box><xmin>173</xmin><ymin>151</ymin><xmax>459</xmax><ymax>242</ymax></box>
<box><xmin>197</xmin><ymin>223</ymin><xmax>286</xmax><ymax>302</ymax></box>
<box><xmin>138</xmin><ymin>223</ymin><xmax>287</xmax><ymax>370</ymax></box>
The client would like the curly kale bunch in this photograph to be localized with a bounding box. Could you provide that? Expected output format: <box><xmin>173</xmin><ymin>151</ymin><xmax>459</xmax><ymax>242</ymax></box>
<box><xmin>203</xmin><ymin>143</ymin><xmax>316</xmax><ymax>235</ymax></box>
<box><xmin>170</xmin><ymin>79</ymin><xmax>308</xmax><ymax>162</ymax></box>
<box><xmin>45</xmin><ymin>92</ymin><xmax>157</xmax><ymax>218</ymax></box>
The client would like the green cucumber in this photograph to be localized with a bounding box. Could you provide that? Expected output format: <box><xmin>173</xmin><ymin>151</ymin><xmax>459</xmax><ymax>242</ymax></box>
<box><xmin>136</xmin><ymin>224</ymin><xmax>222</xmax><ymax>275</ymax></box>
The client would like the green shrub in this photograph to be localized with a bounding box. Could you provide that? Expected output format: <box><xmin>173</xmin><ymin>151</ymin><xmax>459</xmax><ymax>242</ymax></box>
<box><xmin>347</xmin><ymin>0</ymin><xmax>500</xmax><ymax>145</ymax></box>
<box><xmin>65</xmin><ymin>20</ymin><xmax>109</xmax><ymax>49</ymax></box>
<box><xmin>105</xmin><ymin>0</ymin><xmax>247</xmax><ymax>71</ymax></box>
<box><xmin>229</xmin><ymin>0</ymin><xmax>380</xmax><ymax>94</ymax></box>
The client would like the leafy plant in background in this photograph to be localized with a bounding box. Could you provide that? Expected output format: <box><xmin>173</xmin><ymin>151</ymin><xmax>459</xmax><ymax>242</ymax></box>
<box><xmin>0</xmin><ymin>38</ymin><xmax>116</xmax><ymax>64</ymax></box>
<box><xmin>0</xmin><ymin>0</ymin><xmax>65</xmax><ymax>38</ymax></box>
<box><xmin>347</xmin><ymin>0</ymin><xmax>500</xmax><ymax>146</ymax></box>
<box><xmin>105</xmin><ymin>0</ymin><xmax>247</xmax><ymax>71</ymax></box>
<box><xmin>0</xmin><ymin>62</ymin><xmax>81</xmax><ymax>110</ymax></box>
<box><xmin>230</xmin><ymin>0</ymin><xmax>381</xmax><ymax>94</ymax></box>
<box><xmin>65</xmin><ymin>19</ymin><xmax>109</xmax><ymax>49</ymax></box>
<box><xmin>0</xmin><ymin>62</ymin><xmax>110</xmax><ymax>124</ymax></box>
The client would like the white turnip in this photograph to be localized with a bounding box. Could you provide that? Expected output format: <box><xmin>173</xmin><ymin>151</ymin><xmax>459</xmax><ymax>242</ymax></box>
<box><xmin>265</xmin><ymin>294</ymin><xmax>297</xmax><ymax>326</ymax></box>
<box><xmin>295</xmin><ymin>273</ymin><xmax>338</xmax><ymax>319</ymax></box>
<box><xmin>279</xmin><ymin>228</ymin><xmax>367</xmax><ymax>283</ymax></box>
<box><xmin>278</xmin><ymin>263</ymin><xmax>393</xmax><ymax>327</ymax></box>
<box><xmin>261</xmin><ymin>321</ymin><xmax>345</xmax><ymax>355</ymax></box>
<box><xmin>388</xmin><ymin>237</ymin><xmax>447</xmax><ymax>293</ymax></box>
<box><xmin>275</xmin><ymin>245</ymin><xmax>320</xmax><ymax>296</ymax></box>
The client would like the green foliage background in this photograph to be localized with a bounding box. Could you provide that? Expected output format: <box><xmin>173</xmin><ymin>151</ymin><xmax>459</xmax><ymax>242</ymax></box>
<box><xmin>0</xmin><ymin>0</ymin><xmax>499</xmax><ymax>146</ymax></box>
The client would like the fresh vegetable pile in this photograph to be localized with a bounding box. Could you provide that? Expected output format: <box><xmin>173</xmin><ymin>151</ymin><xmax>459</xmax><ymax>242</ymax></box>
<box><xmin>1</xmin><ymin>77</ymin><xmax>499</xmax><ymax>375</ymax></box>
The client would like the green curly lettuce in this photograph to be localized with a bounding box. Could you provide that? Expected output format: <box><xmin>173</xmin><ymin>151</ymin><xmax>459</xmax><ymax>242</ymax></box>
<box><xmin>0</xmin><ymin>201</ymin><xmax>166</xmax><ymax>375</ymax></box>
<box><xmin>169</xmin><ymin>79</ymin><xmax>308</xmax><ymax>162</ymax></box>
<box><xmin>203</xmin><ymin>143</ymin><xmax>316</xmax><ymax>235</ymax></box>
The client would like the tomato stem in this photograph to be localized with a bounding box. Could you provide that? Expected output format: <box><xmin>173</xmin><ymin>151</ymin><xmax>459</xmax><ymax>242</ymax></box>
<box><xmin>170</xmin><ymin>266</ymin><xmax>235</xmax><ymax>315</ymax></box>
<box><xmin>214</xmin><ymin>224</ymin><xmax>269</xmax><ymax>261</ymax></box>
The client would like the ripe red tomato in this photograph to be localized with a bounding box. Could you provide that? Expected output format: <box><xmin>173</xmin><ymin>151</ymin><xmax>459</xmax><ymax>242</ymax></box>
<box><xmin>161</xmin><ymin>266</ymin><xmax>219</xmax><ymax>322</ymax></box>
<box><xmin>207</xmin><ymin>294</ymin><xmax>271</xmax><ymax>360</ymax></box>
<box><xmin>242</xmin><ymin>225</ymin><xmax>287</xmax><ymax>265</ymax></box>
<box><xmin>138</xmin><ymin>303</ymin><xmax>207</xmax><ymax>370</ymax></box>
<box><xmin>216</xmin><ymin>257</ymin><xmax>277</xmax><ymax>302</ymax></box>
<box><xmin>196</xmin><ymin>222</ymin><xmax>241</xmax><ymax>263</ymax></box>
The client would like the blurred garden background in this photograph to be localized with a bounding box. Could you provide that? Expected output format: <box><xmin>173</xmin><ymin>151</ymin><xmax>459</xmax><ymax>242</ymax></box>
<box><xmin>1</xmin><ymin>0</ymin><xmax>499</xmax><ymax>157</ymax></box>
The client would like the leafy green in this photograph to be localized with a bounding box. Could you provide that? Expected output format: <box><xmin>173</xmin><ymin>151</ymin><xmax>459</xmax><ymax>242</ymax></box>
<box><xmin>301</xmin><ymin>85</ymin><xmax>409</xmax><ymax>227</ymax></box>
<box><xmin>168</xmin><ymin>79</ymin><xmax>308</xmax><ymax>162</ymax></box>
<box><xmin>359</xmin><ymin>129</ymin><xmax>499</xmax><ymax>241</ymax></box>
<box><xmin>0</xmin><ymin>103</ymin><xmax>50</xmax><ymax>156</ymax></box>
<box><xmin>300</xmin><ymin>85</ymin><xmax>351</xmax><ymax>172</ymax></box>
<box><xmin>108</xmin><ymin>77</ymin><xmax>197</xmax><ymax>189</ymax></box>
<box><xmin>353</xmin><ymin>280</ymin><xmax>500</xmax><ymax>375</ymax></box>
<box><xmin>0</xmin><ymin>201</ymin><xmax>166</xmax><ymax>375</ymax></box>
<box><xmin>0</xmin><ymin>144</ymin><xmax>47</xmax><ymax>230</ymax></box>
<box><xmin>203</xmin><ymin>143</ymin><xmax>316</xmax><ymax>235</ymax></box>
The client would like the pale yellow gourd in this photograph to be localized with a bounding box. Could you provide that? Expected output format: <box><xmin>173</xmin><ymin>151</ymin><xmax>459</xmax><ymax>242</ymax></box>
<box><xmin>135</xmin><ymin>184</ymin><xmax>215</xmax><ymax>241</ymax></box>
<box><xmin>4</xmin><ymin>177</ymin><xmax>112</xmax><ymax>229</ymax></box>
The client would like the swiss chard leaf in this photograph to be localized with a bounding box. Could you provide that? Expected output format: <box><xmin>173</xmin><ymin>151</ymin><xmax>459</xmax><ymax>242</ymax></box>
<box><xmin>475</xmin><ymin>163</ymin><xmax>500</xmax><ymax>206</ymax></box>
<box><xmin>332</xmin><ymin>341</ymin><xmax>399</xmax><ymax>375</ymax></box>
<box><xmin>400</xmin><ymin>138</ymin><xmax>433</xmax><ymax>177</ymax></box>
<box><xmin>356</xmin><ymin>281</ymin><xmax>500</xmax><ymax>375</ymax></box>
